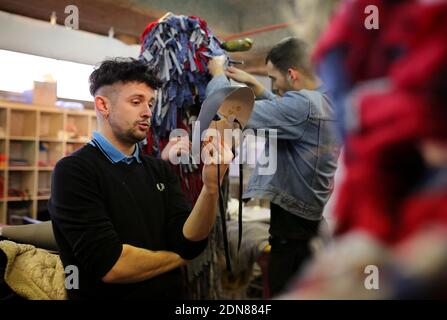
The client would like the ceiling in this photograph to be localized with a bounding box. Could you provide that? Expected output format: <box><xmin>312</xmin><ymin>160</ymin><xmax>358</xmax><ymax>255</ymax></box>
<box><xmin>0</xmin><ymin>0</ymin><xmax>338</xmax><ymax>74</ymax></box>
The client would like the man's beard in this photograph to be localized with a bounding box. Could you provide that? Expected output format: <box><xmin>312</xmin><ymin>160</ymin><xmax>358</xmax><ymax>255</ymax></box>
<box><xmin>112</xmin><ymin>120</ymin><xmax>149</xmax><ymax>145</ymax></box>
<box><xmin>125</xmin><ymin>127</ymin><xmax>147</xmax><ymax>143</ymax></box>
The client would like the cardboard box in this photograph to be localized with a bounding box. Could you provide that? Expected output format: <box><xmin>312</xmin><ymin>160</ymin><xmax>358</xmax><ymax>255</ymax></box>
<box><xmin>33</xmin><ymin>81</ymin><xmax>57</xmax><ymax>106</ymax></box>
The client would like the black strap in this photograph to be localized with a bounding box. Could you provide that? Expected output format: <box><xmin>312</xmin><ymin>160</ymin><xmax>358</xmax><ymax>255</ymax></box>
<box><xmin>238</xmin><ymin>162</ymin><xmax>243</xmax><ymax>252</ymax></box>
<box><xmin>214</xmin><ymin>119</ymin><xmax>245</xmax><ymax>273</ymax></box>
<box><xmin>236</xmin><ymin>120</ymin><xmax>244</xmax><ymax>252</ymax></box>
<box><xmin>217</xmin><ymin>162</ymin><xmax>232</xmax><ymax>273</ymax></box>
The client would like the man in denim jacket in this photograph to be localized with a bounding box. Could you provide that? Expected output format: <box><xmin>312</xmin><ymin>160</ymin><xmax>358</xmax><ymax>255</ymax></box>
<box><xmin>207</xmin><ymin>37</ymin><xmax>340</xmax><ymax>296</ymax></box>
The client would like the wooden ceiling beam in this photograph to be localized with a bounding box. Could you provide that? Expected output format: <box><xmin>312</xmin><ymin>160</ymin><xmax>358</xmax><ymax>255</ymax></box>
<box><xmin>0</xmin><ymin>0</ymin><xmax>160</xmax><ymax>41</ymax></box>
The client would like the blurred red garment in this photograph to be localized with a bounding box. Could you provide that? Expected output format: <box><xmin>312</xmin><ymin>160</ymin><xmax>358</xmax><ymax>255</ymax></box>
<box><xmin>313</xmin><ymin>0</ymin><xmax>447</xmax><ymax>243</ymax></box>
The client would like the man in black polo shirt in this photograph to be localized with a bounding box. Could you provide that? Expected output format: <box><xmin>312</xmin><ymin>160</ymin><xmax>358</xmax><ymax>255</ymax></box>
<box><xmin>48</xmin><ymin>58</ymin><xmax>233</xmax><ymax>299</ymax></box>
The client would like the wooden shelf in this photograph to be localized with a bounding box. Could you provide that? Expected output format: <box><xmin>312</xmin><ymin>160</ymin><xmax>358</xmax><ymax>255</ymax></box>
<box><xmin>66</xmin><ymin>138</ymin><xmax>90</xmax><ymax>144</ymax></box>
<box><xmin>38</xmin><ymin>137</ymin><xmax>64</xmax><ymax>142</ymax></box>
<box><xmin>9</xmin><ymin>136</ymin><xmax>36</xmax><ymax>141</ymax></box>
<box><xmin>67</xmin><ymin>109</ymin><xmax>95</xmax><ymax>116</ymax></box>
<box><xmin>7</xmin><ymin>197</ymin><xmax>33</xmax><ymax>202</ymax></box>
<box><xmin>36</xmin><ymin>195</ymin><xmax>50</xmax><ymax>201</ymax></box>
<box><xmin>0</xmin><ymin>101</ymin><xmax>97</xmax><ymax>224</ymax></box>
<box><xmin>38</xmin><ymin>166</ymin><xmax>54</xmax><ymax>171</ymax></box>
<box><xmin>8</xmin><ymin>166</ymin><xmax>36</xmax><ymax>171</ymax></box>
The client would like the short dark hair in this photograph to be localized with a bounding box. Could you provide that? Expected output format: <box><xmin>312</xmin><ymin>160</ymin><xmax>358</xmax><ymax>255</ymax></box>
<box><xmin>265</xmin><ymin>37</ymin><xmax>314</xmax><ymax>77</ymax></box>
<box><xmin>89</xmin><ymin>57</ymin><xmax>161</xmax><ymax>96</ymax></box>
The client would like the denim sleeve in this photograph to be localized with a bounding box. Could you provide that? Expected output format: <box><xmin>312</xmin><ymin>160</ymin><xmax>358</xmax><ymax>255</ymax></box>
<box><xmin>256</xmin><ymin>89</ymin><xmax>276</xmax><ymax>100</ymax></box>
<box><xmin>247</xmin><ymin>91</ymin><xmax>311</xmax><ymax>140</ymax></box>
<box><xmin>206</xmin><ymin>74</ymin><xmax>231</xmax><ymax>96</ymax></box>
<box><xmin>206</xmin><ymin>75</ymin><xmax>275</xmax><ymax>100</ymax></box>
<box><xmin>206</xmin><ymin>76</ymin><xmax>310</xmax><ymax>140</ymax></box>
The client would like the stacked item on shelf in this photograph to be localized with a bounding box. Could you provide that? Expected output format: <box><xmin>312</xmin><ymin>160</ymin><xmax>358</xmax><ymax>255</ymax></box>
<box><xmin>0</xmin><ymin>175</ymin><xmax>3</xmax><ymax>199</ymax></box>
<box><xmin>37</xmin><ymin>171</ymin><xmax>51</xmax><ymax>197</ymax></box>
<box><xmin>38</xmin><ymin>142</ymin><xmax>50</xmax><ymax>167</ymax></box>
<box><xmin>0</xmin><ymin>154</ymin><xmax>6</xmax><ymax>168</ymax></box>
<box><xmin>8</xmin><ymin>143</ymin><xmax>29</xmax><ymax>167</ymax></box>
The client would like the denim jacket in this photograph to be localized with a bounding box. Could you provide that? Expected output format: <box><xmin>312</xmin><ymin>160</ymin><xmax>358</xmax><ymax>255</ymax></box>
<box><xmin>206</xmin><ymin>75</ymin><xmax>340</xmax><ymax>220</ymax></box>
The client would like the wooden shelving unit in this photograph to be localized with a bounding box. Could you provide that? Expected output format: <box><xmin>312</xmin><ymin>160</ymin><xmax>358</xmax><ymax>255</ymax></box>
<box><xmin>0</xmin><ymin>100</ymin><xmax>97</xmax><ymax>224</ymax></box>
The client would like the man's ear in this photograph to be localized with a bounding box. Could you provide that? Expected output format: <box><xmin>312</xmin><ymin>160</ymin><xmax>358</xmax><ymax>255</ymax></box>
<box><xmin>94</xmin><ymin>95</ymin><xmax>110</xmax><ymax>118</ymax></box>
<box><xmin>287</xmin><ymin>68</ymin><xmax>300</xmax><ymax>82</ymax></box>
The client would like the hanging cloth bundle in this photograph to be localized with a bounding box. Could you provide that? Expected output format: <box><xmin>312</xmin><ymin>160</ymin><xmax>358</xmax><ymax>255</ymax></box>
<box><xmin>140</xmin><ymin>14</ymin><xmax>226</xmax><ymax>143</ymax></box>
<box><xmin>194</xmin><ymin>86</ymin><xmax>255</xmax><ymax>272</ymax></box>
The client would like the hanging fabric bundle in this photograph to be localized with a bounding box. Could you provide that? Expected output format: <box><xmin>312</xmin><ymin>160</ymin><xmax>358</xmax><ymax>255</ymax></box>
<box><xmin>140</xmin><ymin>14</ymin><xmax>225</xmax><ymax>144</ymax></box>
